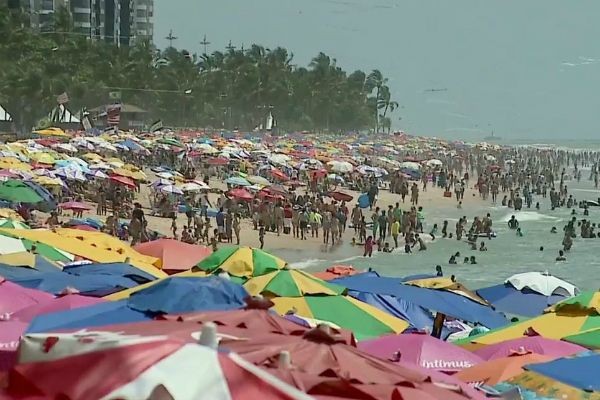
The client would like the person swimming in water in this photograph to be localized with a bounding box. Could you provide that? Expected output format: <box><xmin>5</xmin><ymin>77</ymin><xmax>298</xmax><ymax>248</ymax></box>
<box><xmin>479</xmin><ymin>241</ymin><xmax>488</xmax><ymax>251</ymax></box>
<box><xmin>449</xmin><ymin>255</ymin><xmax>457</xmax><ymax>264</ymax></box>
<box><xmin>550</xmin><ymin>226</ymin><xmax>557</xmax><ymax>234</ymax></box>
<box><xmin>556</xmin><ymin>250</ymin><xmax>567</xmax><ymax>261</ymax></box>
<box><xmin>516</xmin><ymin>227</ymin><xmax>523</xmax><ymax>237</ymax></box>
<box><xmin>470</xmin><ymin>255</ymin><xmax>478</xmax><ymax>264</ymax></box>
<box><xmin>508</xmin><ymin>215</ymin><xmax>519</xmax><ymax>229</ymax></box>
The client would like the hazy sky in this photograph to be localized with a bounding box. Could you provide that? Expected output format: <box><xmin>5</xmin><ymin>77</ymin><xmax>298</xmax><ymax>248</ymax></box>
<box><xmin>154</xmin><ymin>0</ymin><xmax>600</xmax><ymax>140</ymax></box>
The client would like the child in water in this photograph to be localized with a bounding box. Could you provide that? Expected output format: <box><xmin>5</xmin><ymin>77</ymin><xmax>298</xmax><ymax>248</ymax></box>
<box><xmin>516</xmin><ymin>227</ymin><xmax>523</xmax><ymax>237</ymax></box>
<box><xmin>429</xmin><ymin>223</ymin><xmax>438</xmax><ymax>240</ymax></box>
<box><xmin>383</xmin><ymin>242</ymin><xmax>393</xmax><ymax>253</ymax></box>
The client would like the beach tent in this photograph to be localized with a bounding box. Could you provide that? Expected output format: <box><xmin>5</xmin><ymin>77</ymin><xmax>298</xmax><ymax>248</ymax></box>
<box><xmin>194</xmin><ymin>246</ymin><xmax>286</xmax><ymax>279</ymax></box>
<box><xmin>133</xmin><ymin>239</ymin><xmax>211</xmax><ymax>274</ymax></box>
<box><xmin>331</xmin><ymin>272</ymin><xmax>508</xmax><ymax>329</ymax></box>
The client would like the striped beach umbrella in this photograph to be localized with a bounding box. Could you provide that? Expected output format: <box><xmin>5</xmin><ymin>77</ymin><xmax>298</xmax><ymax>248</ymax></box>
<box><xmin>271</xmin><ymin>295</ymin><xmax>409</xmax><ymax>340</ymax></box>
<box><xmin>244</xmin><ymin>269</ymin><xmax>346</xmax><ymax>298</ymax></box>
<box><xmin>194</xmin><ymin>247</ymin><xmax>286</xmax><ymax>279</ymax></box>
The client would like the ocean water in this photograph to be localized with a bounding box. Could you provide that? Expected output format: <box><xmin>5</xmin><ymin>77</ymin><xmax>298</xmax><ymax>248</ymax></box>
<box><xmin>279</xmin><ymin>173</ymin><xmax>600</xmax><ymax>291</ymax></box>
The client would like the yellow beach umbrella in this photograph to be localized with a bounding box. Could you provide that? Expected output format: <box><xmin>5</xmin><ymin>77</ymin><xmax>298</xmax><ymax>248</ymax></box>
<box><xmin>33</xmin><ymin>127</ymin><xmax>69</xmax><ymax>137</ymax></box>
<box><xmin>194</xmin><ymin>246</ymin><xmax>286</xmax><ymax>279</ymax></box>
<box><xmin>244</xmin><ymin>269</ymin><xmax>346</xmax><ymax>297</ymax></box>
<box><xmin>271</xmin><ymin>295</ymin><xmax>408</xmax><ymax>340</ymax></box>
<box><xmin>82</xmin><ymin>153</ymin><xmax>102</xmax><ymax>161</ymax></box>
<box><xmin>33</xmin><ymin>176</ymin><xmax>64</xmax><ymax>187</ymax></box>
<box><xmin>29</xmin><ymin>153</ymin><xmax>56</xmax><ymax>165</ymax></box>
<box><xmin>0</xmin><ymin>157</ymin><xmax>32</xmax><ymax>171</ymax></box>
<box><xmin>0</xmin><ymin>208</ymin><xmax>23</xmax><ymax>221</ymax></box>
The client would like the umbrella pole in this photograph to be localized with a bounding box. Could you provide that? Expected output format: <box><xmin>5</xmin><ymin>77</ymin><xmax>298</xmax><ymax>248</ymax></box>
<box><xmin>431</xmin><ymin>312</ymin><xmax>446</xmax><ymax>339</ymax></box>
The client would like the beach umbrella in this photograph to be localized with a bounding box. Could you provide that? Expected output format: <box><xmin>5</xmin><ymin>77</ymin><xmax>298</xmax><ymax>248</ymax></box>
<box><xmin>0</xmin><ymin>208</ymin><xmax>23</xmax><ymax>221</ymax></box>
<box><xmin>208</xmin><ymin>157</ymin><xmax>229</xmax><ymax>165</ymax></box>
<box><xmin>0</xmin><ymin>277</ymin><xmax>53</xmax><ymax>314</ymax></box>
<box><xmin>21</xmin><ymin>239</ymin><xmax>74</xmax><ymax>263</ymax></box>
<box><xmin>226</xmin><ymin>176</ymin><xmax>251</xmax><ymax>186</ymax></box>
<box><xmin>32</xmin><ymin>127</ymin><xmax>68</xmax><ymax>137</ymax></box>
<box><xmin>7</xmin><ymin>334</ymin><xmax>309</xmax><ymax>400</ymax></box>
<box><xmin>474</xmin><ymin>337</ymin><xmax>586</xmax><ymax>360</ymax></box>
<box><xmin>150</xmin><ymin>177</ymin><xmax>173</xmax><ymax>188</ymax></box>
<box><xmin>88</xmin><ymin>161</ymin><xmax>111</xmax><ymax>170</ymax></box>
<box><xmin>228</xmin><ymin>188</ymin><xmax>254</xmax><ymax>201</ymax></box>
<box><xmin>54</xmin><ymin>167</ymin><xmax>87</xmax><ymax>181</ymax></box>
<box><xmin>63</xmin><ymin>262</ymin><xmax>157</xmax><ymax>285</ymax></box>
<box><xmin>505</xmin><ymin>271</ymin><xmax>578</xmax><ymax>297</ymax></box>
<box><xmin>157</xmin><ymin>137</ymin><xmax>184</xmax><ymax>147</ymax></box>
<box><xmin>327</xmin><ymin>160</ymin><xmax>353</xmax><ymax>173</ymax></box>
<box><xmin>133</xmin><ymin>238</ymin><xmax>211</xmax><ymax>274</ymax></box>
<box><xmin>332</xmin><ymin>272</ymin><xmax>508</xmax><ymax>330</ymax></box>
<box><xmin>88</xmin><ymin>169</ymin><xmax>108</xmax><ymax>179</ymax></box>
<box><xmin>59</xmin><ymin>201</ymin><xmax>92</xmax><ymax>211</ymax></box>
<box><xmin>269</xmin><ymin>153</ymin><xmax>291</xmax><ymax>165</ymax></box>
<box><xmin>270</xmin><ymin>168</ymin><xmax>289</xmax><ymax>181</ymax></box>
<box><xmin>425</xmin><ymin>159</ymin><xmax>443</xmax><ymax>167</ymax></box>
<box><xmin>244</xmin><ymin>269</ymin><xmax>346</xmax><ymax>298</ymax></box>
<box><xmin>102</xmin><ymin>270</ymin><xmax>208</xmax><ymax>300</ymax></box>
<box><xmin>125</xmin><ymin>276</ymin><xmax>247</xmax><ymax>314</ymax></box>
<box><xmin>179</xmin><ymin>182</ymin><xmax>208</xmax><ymax>192</ymax></box>
<box><xmin>270</xmin><ymin>295</ymin><xmax>408</xmax><ymax>340</ymax></box>
<box><xmin>477</xmin><ymin>282</ymin><xmax>571</xmax><ymax>317</ymax></box>
<box><xmin>456</xmin><ymin>291</ymin><xmax>600</xmax><ymax>349</ymax></box>
<box><xmin>194</xmin><ymin>247</ymin><xmax>286</xmax><ymax>279</ymax></box>
<box><xmin>160</xmin><ymin>184</ymin><xmax>184</xmax><ymax>195</ymax></box>
<box><xmin>327</xmin><ymin>191</ymin><xmax>353</xmax><ymax>202</ymax></box>
<box><xmin>454</xmin><ymin>353</ymin><xmax>552</xmax><ymax>386</ymax></box>
<box><xmin>0</xmin><ymin>219</ymin><xmax>30</xmax><ymax>229</ymax></box>
<box><xmin>29</xmin><ymin>152</ymin><xmax>56</xmax><ymax>165</ymax></box>
<box><xmin>399</xmin><ymin>161</ymin><xmax>421</xmax><ymax>170</ymax></box>
<box><xmin>505</xmin><ymin>352</ymin><xmax>600</xmax><ymax>399</ymax></box>
<box><xmin>358</xmin><ymin>333</ymin><xmax>484</xmax><ymax>372</ymax></box>
<box><xmin>109</xmin><ymin>174</ymin><xmax>136</xmax><ymax>188</ymax></box>
<box><xmin>0</xmin><ymin>251</ymin><xmax>59</xmax><ymax>272</ymax></box>
<box><xmin>0</xmin><ymin>179</ymin><xmax>43</xmax><ymax>203</ymax></box>
<box><xmin>247</xmin><ymin>175</ymin><xmax>271</xmax><ymax>186</ymax></box>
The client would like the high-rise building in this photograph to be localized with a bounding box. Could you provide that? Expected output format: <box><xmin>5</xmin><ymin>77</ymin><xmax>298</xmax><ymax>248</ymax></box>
<box><xmin>6</xmin><ymin>0</ymin><xmax>153</xmax><ymax>46</ymax></box>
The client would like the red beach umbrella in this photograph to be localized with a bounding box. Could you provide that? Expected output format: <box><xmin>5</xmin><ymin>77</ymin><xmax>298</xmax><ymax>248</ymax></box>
<box><xmin>109</xmin><ymin>175</ymin><xmax>136</xmax><ymax>188</ymax></box>
<box><xmin>327</xmin><ymin>191</ymin><xmax>353</xmax><ymax>202</ymax></box>
<box><xmin>208</xmin><ymin>157</ymin><xmax>229</xmax><ymax>166</ymax></box>
<box><xmin>59</xmin><ymin>201</ymin><xmax>92</xmax><ymax>211</ymax></box>
<box><xmin>228</xmin><ymin>188</ymin><xmax>254</xmax><ymax>202</ymax></box>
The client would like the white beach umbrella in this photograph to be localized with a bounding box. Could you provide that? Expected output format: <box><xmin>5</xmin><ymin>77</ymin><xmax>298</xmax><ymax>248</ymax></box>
<box><xmin>268</xmin><ymin>153</ymin><xmax>291</xmax><ymax>166</ymax></box>
<box><xmin>89</xmin><ymin>163</ymin><xmax>113</xmax><ymax>170</ymax></box>
<box><xmin>179</xmin><ymin>182</ymin><xmax>208</xmax><ymax>192</ymax></box>
<box><xmin>507</xmin><ymin>272</ymin><xmax>579</xmax><ymax>297</ymax></box>
<box><xmin>150</xmin><ymin>178</ymin><xmax>173</xmax><ymax>188</ymax></box>
<box><xmin>156</xmin><ymin>172</ymin><xmax>174</xmax><ymax>179</ymax></box>
<box><xmin>399</xmin><ymin>161</ymin><xmax>421</xmax><ymax>171</ymax></box>
<box><xmin>89</xmin><ymin>170</ymin><xmax>108</xmax><ymax>179</ymax></box>
<box><xmin>327</xmin><ymin>160</ymin><xmax>353</xmax><ymax>173</ymax></box>
<box><xmin>160</xmin><ymin>185</ymin><xmax>184</xmax><ymax>195</ymax></box>
<box><xmin>426</xmin><ymin>159</ymin><xmax>443</xmax><ymax>167</ymax></box>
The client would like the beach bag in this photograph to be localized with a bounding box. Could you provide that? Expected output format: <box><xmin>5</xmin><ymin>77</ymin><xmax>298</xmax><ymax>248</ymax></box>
<box><xmin>443</xmin><ymin>191</ymin><xmax>452</xmax><ymax>198</ymax></box>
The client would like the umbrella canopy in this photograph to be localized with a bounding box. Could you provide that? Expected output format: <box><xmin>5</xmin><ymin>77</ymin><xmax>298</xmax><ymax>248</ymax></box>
<box><xmin>454</xmin><ymin>353</ymin><xmax>552</xmax><ymax>386</ymax></box>
<box><xmin>63</xmin><ymin>261</ymin><xmax>157</xmax><ymax>284</ymax></box>
<box><xmin>0</xmin><ymin>235</ymin><xmax>27</xmax><ymax>254</ymax></box>
<box><xmin>0</xmin><ymin>219</ymin><xmax>29</xmax><ymax>229</ymax></box>
<box><xmin>271</xmin><ymin>295</ymin><xmax>408</xmax><ymax>340</ymax></box>
<box><xmin>244</xmin><ymin>269</ymin><xmax>346</xmax><ymax>297</ymax></box>
<box><xmin>59</xmin><ymin>201</ymin><xmax>92</xmax><ymax>211</ymax></box>
<box><xmin>226</xmin><ymin>176</ymin><xmax>251</xmax><ymax>186</ymax></box>
<box><xmin>194</xmin><ymin>246</ymin><xmax>286</xmax><ymax>279</ymax></box>
<box><xmin>506</xmin><ymin>271</ymin><xmax>578</xmax><ymax>297</ymax></box>
<box><xmin>358</xmin><ymin>333</ymin><xmax>483</xmax><ymax>372</ymax></box>
<box><xmin>474</xmin><ymin>337</ymin><xmax>586</xmax><ymax>360</ymax></box>
<box><xmin>506</xmin><ymin>352</ymin><xmax>600</xmax><ymax>399</ymax></box>
<box><xmin>0</xmin><ymin>179</ymin><xmax>44</xmax><ymax>203</ymax></box>
<box><xmin>126</xmin><ymin>276</ymin><xmax>248</xmax><ymax>314</ymax></box>
<box><xmin>160</xmin><ymin>184</ymin><xmax>184</xmax><ymax>195</ymax></box>
<box><xmin>458</xmin><ymin>291</ymin><xmax>600</xmax><ymax>348</ymax></box>
<box><xmin>327</xmin><ymin>160</ymin><xmax>353</xmax><ymax>173</ymax></box>
<box><xmin>0</xmin><ymin>252</ymin><xmax>60</xmax><ymax>271</ymax></box>
<box><xmin>7</xmin><ymin>333</ymin><xmax>309</xmax><ymax>400</ymax></box>
<box><xmin>563</xmin><ymin>328</ymin><xmax>600</xmax><ymax>349</ymax></box>
<box><xmin>228</xmin><ymin>188</ymin><xmax>254</xmax><ymax>201</ymax></box>
<box><xmin>109</xmin><ymin>174</ymin><xmax>136</xmax><ymax>188</ymax></box>
<box><xmin>327</xmin><ymin>191</ymin><xmax>353</xmax><ymax>202</ymax></box>
<box><xmin>0</xmin><ymin>277</ymin><xmax>53</xmax><ymax>314</ymax></box>
<box><xmin>331</xmin><ymin>273</ymin><xmax>508</xmax><ymax>329</ymax></box>
<box><xmin>247</xmin><ymin>175</ymin><xmax>271</xmax><ymax>186</ymax></box>
<box><xmin>133</xmin><ymin>239</ymin><xmax>211</xmax><ymax>273</ymax></box>
<box><xmin>477</xmin><ymin>282</ymin><xmax>569</xmax><ymax>317</ymax></box>
<box><xmin>11</xmin><ymin>294</ymin><xmax>105</xmax><ymax>322</ymax></box>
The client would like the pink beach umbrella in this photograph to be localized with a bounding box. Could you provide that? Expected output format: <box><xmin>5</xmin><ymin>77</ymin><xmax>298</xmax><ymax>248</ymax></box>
<box><xmin>473</xmin><ymin>336</ymin><xmax>586</xmax><ymax>361</ymax></box>
<box><xmin>358</xmin><ymin>333</ymin><xmax>484</xmax><ymax>372</ymax></box>
<box><xmin>11</xmin><ymin>294</ymin><xmax>105</xmax><ymax>322</ymax></box>
<box><xmin>0</xmin><ymin>320</ymin><xmax>28</xmax><ymax>371</ymax></box>
<box><xmin>0</xmin><ymin>278</ymin><xmax>53</xmax><ymax>315</ymax></box>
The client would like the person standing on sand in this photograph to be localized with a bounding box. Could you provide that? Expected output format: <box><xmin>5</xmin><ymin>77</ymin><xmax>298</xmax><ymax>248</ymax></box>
<box><xmin>410</xmin><ymin>183</ymin><xmax>419</xmax><ymax>205</ymax></box>
<box><xmin>330</xmin><ymin>212</ymin><xmax>339</xmax><ymax>245</ymax></box>
<box><xmin>259</xmin><ymin>226</ymin><xmax>265</xmax><ymax>249</ymax></box>
<box><xmin>351</xmin><ymin>204</ymin><xmax>362</xmax><ymax>234</ymax></box>
<box><xmin>322</xmin><ymin>210</ymin><xmax>331</xmax><ymax>245</ymax></box>
<box><xmin>233</xmin><ymin>213</ymin><xmax>241</xmax><ymax>245</ymax></box>
<box><xmin>216</xmin><ymin>207</ymin><xmax>225</xmax><ymax>241</ymax></box>
<box><xmin>391</xmin><ymin>218</ymin><xmax>400</xmax><ymax>248</ymax></box>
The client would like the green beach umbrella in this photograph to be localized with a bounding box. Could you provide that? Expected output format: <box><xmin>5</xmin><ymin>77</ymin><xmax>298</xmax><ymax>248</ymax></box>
<box><xmin>271</xmin><ymin>295</ymin><xmax>409</xmax><ymax>340</ymax></box>
<box><xmin>0</xmin><ymin>180</ymin><xmax>43</xmax><ymax>203</ymax></box>
<box><xmin>244</xmin><ymin>269</ymin><xmax>346</xmax><ymax>297</ymax></box>
<box><xmin>22</xmin><ymin>239</ymin><xmax>75</xmax><ymax>262</ymax></box>
<box><xmin>157</xmin><ymin>138</ymin><xmax>184</xmax><ymax>147</ymax></box>
<box><xmin>0</xmin><ymin>219</ymin><xmax>30</xmax><ymax>229</ymax></box>
<box><xmin>193</xmin><ymin>246</ymin><xmax>286</xmax><ymax>279</ymax></box>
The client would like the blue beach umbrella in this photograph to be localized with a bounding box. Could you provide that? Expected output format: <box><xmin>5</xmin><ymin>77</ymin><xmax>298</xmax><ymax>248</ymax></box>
<box><xmin>477</xmin><ymin>284</ymin><xmax>568</xmax><ymax>317</ymax></box>
<box><xmin>127</xmin><ymin>276</ymin><xmax>247</xmax><ymax>314</ymax></box>
<box><xmin>332</xmin><ymin>272</ymin><xmax>508</xmax><ymax>329</ymax></box>
<box><xmin>63</xmin><ymin>262</ymin><xmax>157</xmax><ymax>284</ymax></box>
